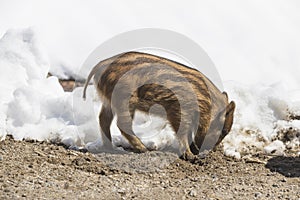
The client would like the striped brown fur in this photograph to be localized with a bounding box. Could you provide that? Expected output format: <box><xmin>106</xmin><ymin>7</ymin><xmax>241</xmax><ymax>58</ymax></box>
<box><xmin>83</xmin><ymin>52</ymin><xmax>235</xmax><ymax>160</ymax></box>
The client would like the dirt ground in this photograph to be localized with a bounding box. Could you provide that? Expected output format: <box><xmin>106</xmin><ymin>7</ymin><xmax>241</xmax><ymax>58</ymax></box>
<box><xmin>0</xmin><ymin>136</ymin><xmax>299</xmax><ymax>200</ymax></box>
<box><xmin>1</xmin><ymin>80</ymin><xmax>299</xmax><ymax>199</ymax></box>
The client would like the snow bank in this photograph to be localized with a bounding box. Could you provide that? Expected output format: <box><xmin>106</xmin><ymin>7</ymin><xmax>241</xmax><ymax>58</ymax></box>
<box><xmin>0</xmin><ymin>28</ymin><xmax>179</xmax><ymax>151</ymax></box>
<box><xmin>0</xmin><ymin>28</ymin><xmax>83</xmax><ymax>145</ymax></box>
<box><xmin>223</xmin><ymin>81</ymin><xmax>300</xmax><ymax>159</ymax></box>
<box><xmin>0</xmin><ymin>28</ymin><xmax>48</xmax><ymax>140</ymax></box>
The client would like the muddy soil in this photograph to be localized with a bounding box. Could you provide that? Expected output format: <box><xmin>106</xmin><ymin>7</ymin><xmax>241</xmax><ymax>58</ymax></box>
<box><xmin>0</xmin><ymin>136</ymin><xmax>299</xmax><ymax>200</ymax></box>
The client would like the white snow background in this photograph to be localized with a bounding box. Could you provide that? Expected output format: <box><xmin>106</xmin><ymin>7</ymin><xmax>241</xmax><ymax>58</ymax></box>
<box><xmin>0</xmin><ymin>1</ymin><xmax>299</xmax><ymax>158</ymax></box>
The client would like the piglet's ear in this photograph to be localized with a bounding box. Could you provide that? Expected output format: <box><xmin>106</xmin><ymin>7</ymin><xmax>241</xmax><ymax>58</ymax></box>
<box><xmin>226</xmin><ymin>101</ymin><xmax>235</xmax><ymax>115</ymax></box>
<box><xmin>222</xmin><ymin>91</ymin><xmax>228</xmax><ymax>101</ymax></box>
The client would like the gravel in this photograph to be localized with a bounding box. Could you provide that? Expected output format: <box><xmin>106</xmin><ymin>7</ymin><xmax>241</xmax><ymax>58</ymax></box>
<box><xmin>0</xmin><ymin>136</ymin><xmax>299</xmax><ymax>199</ymax></box>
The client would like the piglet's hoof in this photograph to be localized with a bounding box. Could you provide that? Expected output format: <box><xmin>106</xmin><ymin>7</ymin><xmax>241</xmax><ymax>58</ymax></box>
<box><xmin>180</xmin><ymin>151</ymin><xmax>197</xmax><ymax>162</ymax></box>
<box><xmin>132</xmin><ymin>146</ymin><xmax>148</xmax><ymax>153</ymax></box>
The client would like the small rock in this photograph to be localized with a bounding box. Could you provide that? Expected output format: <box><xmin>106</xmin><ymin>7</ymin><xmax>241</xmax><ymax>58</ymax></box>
<box><xmin>254</xmin><ymin>192</ymin><xmax>262</xmax><ymax>198</ymax></box>
<box><xmin>117</xmin><ymin>188</ymin><xmax>126</xmax><ymax>194</ymax></box>
<box><xmin>72</xmin><ymin>158</ymin><xmax>85</xmax><ymax>166</ymax></box>
<box><xmin>98</xmin><ymin>170</ymin><xmax>106</xmax><ymax>175</ymax></box>
<box><xmin>34</xmin><ymin>150</ymin><xmax>46</xmax><ymax>157</ymax></box>
<box><xmin>189</xmin><ymin>189</ymin><xmax>197</xmax><ymax>197</ymax></box>
<box><xmin>0</xmin><ymin>155</ymin><xmax>3</xmax><ymax>161</ymax></box>
<box><xmin>211</xmin><ymin>174</ymin><xmax>217</xmax><ymax>179</ymax></box>
<box><xmin>64</xmin><ymin>182</ymin><xmax>69</xmax><ymax>189</ymax></box>
<box><xmin>281</xmin><ymin>178</ymin><xmax>287</xmax><ymax>182</ymax></box>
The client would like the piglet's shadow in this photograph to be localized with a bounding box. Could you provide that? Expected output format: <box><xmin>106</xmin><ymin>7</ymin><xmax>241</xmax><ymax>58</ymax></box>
<box><xmin>265</xmin><ymin>156</ymin><xmax>300</xmax><ymax>177</ymax></box>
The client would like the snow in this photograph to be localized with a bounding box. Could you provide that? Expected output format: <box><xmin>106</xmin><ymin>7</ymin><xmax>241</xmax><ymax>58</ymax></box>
<box><xmin>222</xmin><ymin>82</ymin><xmax>300</xmax><ymax>158</ymax></box>
<box><xmin>0</xmin><ymin>29</ymin><xmax>81</xmax><ymax>145</ymax></box>
<box><xmin>0</xmin><ymin>28</ymin><xmax>181</xmax><ymax>152</ymax></box>
<box><xmin>264</xmin><ymin>140</ymin><xmax>286</xmax><ymax>156</ymax></box>
<box><xmin>0</xmin><ymin>1</ymin><xmax>300</xmax><ymax>158</ymax></box>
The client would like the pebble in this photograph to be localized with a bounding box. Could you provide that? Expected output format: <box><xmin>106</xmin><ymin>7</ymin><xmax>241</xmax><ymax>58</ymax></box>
<box><xmin>0</xmin><ymin>155</ymin><xmax>3</xmax><ymax>161</ymax></box>
<box><xmin>64</xmin><ymin>182</ymin><xmax>69</xmax><ymax>189</ymax></box>
<box><xmin>281</xmin><ymin>178</ymin><xmax>287</xmax><ymax>183</ymax></box>
<box><xmin>189</xmin><ymin>189</ymin><xmax>197</xmax><ymax>197</ymax></box>
<box><xmin>254</xmin><ymin>192</ymin><xmax>262</xmax><ymax>198</ymax></box>
<box><xmin>117</xmin><ymin>188</ymin><xmax>126</xmax><ymax>194</ymax></box>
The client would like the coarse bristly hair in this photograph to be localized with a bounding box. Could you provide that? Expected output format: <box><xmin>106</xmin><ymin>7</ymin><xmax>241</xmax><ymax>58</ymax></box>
<box><xmin>83</xmin><ymin>51</ymin><xmax>235</xmax><ymax>161</ymax></box>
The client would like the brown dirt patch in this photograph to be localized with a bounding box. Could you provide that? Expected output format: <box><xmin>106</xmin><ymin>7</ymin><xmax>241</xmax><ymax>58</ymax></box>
<box><xmin>0</xmin><ymin>136</ymin><xmax>299</xmax><ymax>199</ymax></box>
